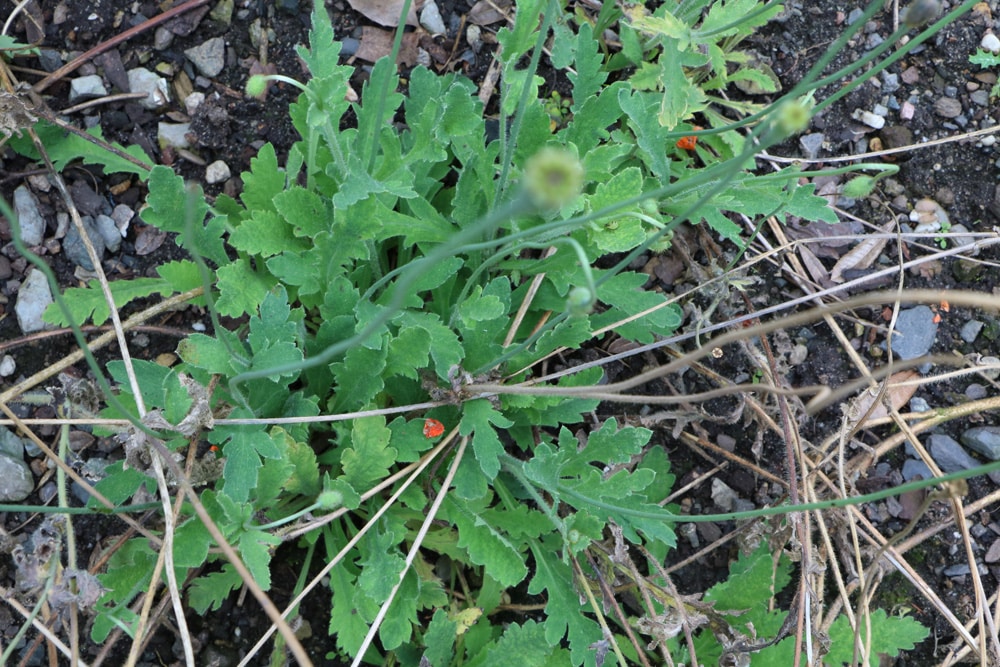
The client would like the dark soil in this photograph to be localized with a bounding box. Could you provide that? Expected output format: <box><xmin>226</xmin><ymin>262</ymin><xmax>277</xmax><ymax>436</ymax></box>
<box><xmin>2</xmin><ymin>0</ymin><xmax>1000</xmax><ymax>665</ymax></box>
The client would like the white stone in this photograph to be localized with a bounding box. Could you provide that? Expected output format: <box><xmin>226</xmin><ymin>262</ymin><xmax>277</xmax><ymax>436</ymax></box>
<box><xmin>0</xmin><ymin>355</ymin><xmax>15</xmax><ymax>377</ymax></box>
<box><xmin>112</xmin><ymin>204</ymin><xmax>134</xmax><ymax>236</ymax></box>
<box><xmin>419</xmin><ymin>1</ymin><xmax>446</xmax><ymax>34</ymax></box>
<box><xmin>69</xmin><ymin>74</ymin><xmax>107</xmax><ymax>101</ymax></box>
<box><xmin>185</xmin><ymin>91</ymin><xmax>206</xmax><ymax>115</ymax></box>
<box><xmin>982</xmin><ymin>32</ymin><xmax>1000</xmax><ymax>54</ymax></box>
<box><xmin>853</xmin><ymin>109</ymin><xmax>885</xmax><ymax>129</ymax></box>
<box><xmin>15</xmin><ymin>268</ymin><xmax>55</xmax><ymax>334</ymax></box>
<box><xmin>205</xmin><ymin>160</ymin><xmax>231</xmax><ymax>184</ymax></box>
<box><xmin>127</xmin><ymin>68</ymin><xmax>169</xmax><ymax>109</ymax></box>
<box><xmin>158</xmin><ymin>122</ymin><xmax>192</xmax><ymax>149</ymax></box>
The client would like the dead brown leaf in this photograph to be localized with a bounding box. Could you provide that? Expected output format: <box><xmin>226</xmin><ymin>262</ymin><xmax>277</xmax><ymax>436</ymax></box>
<box><xmin>355</xmin><ymin>27</ymin><xmax>421</xmax><ymax>66</ymax></box>
<box><xmin>848</xmin><ymin>370</ymin><xmax>920</xmax><ymax>429</ymax></box>
<box><xmin>468</xmin><ymin>0</ymin><xmax>511</xmax><ymax>25</ymax></box>
<box><xmin>347</xmin><ymin>0</ymin><xmax>420</xmax><ymax>27</ymax></box>
<box><xmin>829</xmin><ymin>220</ymin><xmax>894</xmax><ymax>283</ymax></box>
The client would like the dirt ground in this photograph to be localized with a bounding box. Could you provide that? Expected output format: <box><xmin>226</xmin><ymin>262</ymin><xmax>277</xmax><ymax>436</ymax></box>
<box><xmin>2</xmin><ymin>0</ymin><xmax>1000</xmax><ymax>665</ymax></box>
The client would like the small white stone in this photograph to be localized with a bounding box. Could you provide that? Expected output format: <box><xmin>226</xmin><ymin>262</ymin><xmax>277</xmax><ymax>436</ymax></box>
<box><xmin>982</xmin><ymin>32</ymin><xmax>1000</xmax><ymax>54</ymax></box>
<box><xmin>205</xmin><ymin>160</ymin><xmax>231</xmax><ymax>184</ymax></box>
<box><xmin>419</xmin><ymin>1</ymin><xmax>446</xmax><ymax>34</ymax></box>
<box><xmin>112</xmin><ymin>204</ymin><xmax>134</xmax><ymax>236</ymax></box>
<box><xmin>158</xmin><ymin>122</ymin><xmax>192</xmax><ymax>149</ymax></box>
<box><xmin>69</xmin><ymin>74</ymin><xmax>107</xmax><ymax>101</ymax></box>
<box><xmin>128</xmin><ymin>68</ymin><xmax>170</xmax><ymax>109</ymax></box>
<box><xmin>466</xmin><ymin>25</ymin><xmax>482</xmax><ymax>52</ymax></box>
<box><xmin>0</xmin><ymin>355</ymin><xmax>15</xmax><ymax>377</ymax></box>
<box><xmin>853</xmin><ymin>109</ymin><xmax>885</xmax><ymax>129</ymax></box>
<box><xmin>185</xmin><ymin>92</ymin><xmax>206</xmax><ymax>115</ymax></box>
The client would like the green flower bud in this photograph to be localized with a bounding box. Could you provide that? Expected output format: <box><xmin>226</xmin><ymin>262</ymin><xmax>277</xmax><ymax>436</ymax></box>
<box><xmin>246</xmin><ymin>75</ymin><xmax>268</xmax><ymax>98</ymax></box>
<box><xmin>316</xmin><ymin>490</ymin><xmax>344</xmax><ymax>510</ymax></box>
<box><xmin>842</xmin><ymin>176</ymin><xmax>877</xmax><ymax>198</ymax></box>
<box><xmin>524</xmin><ymin>147</ymin><xmax>584</xmax><ymax>210</ymax></box>
<box><xmin>775</xmin><ymin>97</ymin><xmax>814</xmax><ymax>138</ymax></box>
<box><xmin>566</xmin><ymin>286</ymin><xmax>594</xmax><ymax>317</ymax></box>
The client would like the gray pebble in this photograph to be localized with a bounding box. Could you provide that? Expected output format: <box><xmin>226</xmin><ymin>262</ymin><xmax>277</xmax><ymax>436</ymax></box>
<box><xmin>419</xmin><ymin>1</ymin><xmax>446</xmax><ymax>34</ymax></box>
<box><xmin>929</xmin><ymin>433</ymin><xmax>980</xmax><ymax>472</ymax></box>
<box><xmin>961</xmin><ymin>426</ymin><xmax>1000</xmax><ymax>460</ymax></box>
<box><xmin>13</xmin><ymin>185</ymin><xmax>46</xmax><ymax>245</ymax></box>
<box><xmin>127</xmin><ymin>68</ymin><xmax>169</xmax><ymax>109</ymax></box>
<box><xmin>943</xmin><ymin>564</ymin><xmax>971</xmax><ymax>577</ymax></box>
<box><xmin>934</xmin><ymin>97</ymin><xmax>963</xmax><ymax>118</ymax></box>
<box><xmin>882</xmin><ymin>72</ymin><xmax>900</xmax><ymax>93</ymax></box>
<box><xmin>902</xmin><ymin>458</ymin><xmax>933</xmax><ymax>481</ymax></box>
<box><xmin>14</xmin><ymin>268</ymin><xmax>54</xmax><ymax>334</ymax></box>
<box><xmin>154</xmin><ymin>27</ymin><xmax>174</xmax><ymax>50</ymax></box>
<box><xmin>958</xmin><ymin>320</ymin><xmax>983</xmax><ymax>343</ymax></box>
<box><xmin>185</xmin><ymin>37</ymin><xmax>226</xmax><ymax>78</ymax></box>
<box><xmin>340</xmin><ymin>37</ymin><xmax>359</xmax><ymax>58</ymax></box>
<box><xmin>711</xmin><ymin>478</ymin><xmax>738</xmax><ymax>512</ymax></box>
<box><xmin>886</xmin><ymin>306</ymin><xmax>937</xmax><ymax>359</ymax></box>
<box><xmin>69</xmin><ymin>75</ymin><xmax>107</xmax><ymax>101</ymax></box>
<box><xmin>37</xmin><ymin>48</ymin><xmax>63</xmax><ymax>72</ymax></box>
<box><xmin>799</xmin><ymin>132</ymin><xmax>825</xmax><ymax>159</ymax></box>
<box><xmin>909</xmin><ymin>397</ymin><xmax>931</xmax><ymax>413</ymax></box>
<box><xmin>64</xmin><ymin>217</ymin><xmax>106</xmax><ymax>271</ymax></box>
<box><xmin>158</xmin><ymin>122</ymin><xmax>192</xmax><ymax>149</ymax></box>
<box><xmin>0</xmin><ymin>451</ymin><xmax>33</xmax><ymax>502</ymax></box>
<box><xmin>966</xmin><ymin>383</ymin><xmax>988</xmax><ymax>400</ymax></box>
<box><xmin>94</xmin><ymin>214</ymin><xmax>122</xmax><ymax>252</ymax></box>
<box><xmin>971</xmin><ymin>90</ymin><xmax>990</xmax><ymax>106</ymax></box>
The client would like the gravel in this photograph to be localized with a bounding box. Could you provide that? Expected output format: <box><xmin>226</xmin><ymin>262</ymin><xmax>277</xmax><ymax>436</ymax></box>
<box><xmin>960</xmin><ymin>427</ymin><xmax>1000</xmax><ymax>461</ymax></box>
<box><xmin>13</xmin><ymin>185</ymin><xmax>46</xmax><ymax>246</ymax></box>
<box><xmin>14</xmin><ymin>267</ymin><xmax>54</xmax><ymax>333</ymax></box>
<box><xmin>886</xmin><ymin>306</ymin><xmax>937</xmax><ymax>359</ymax></box>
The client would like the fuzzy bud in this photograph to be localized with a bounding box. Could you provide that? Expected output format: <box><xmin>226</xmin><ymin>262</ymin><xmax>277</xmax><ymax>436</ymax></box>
<box><xmin>316</xmin><ymin>490</ymin><xmax>344</xmax><ymax>510</ymax></box>
<box><xmin>566</xmin><ymin>286</ymin><xmax>594</xmax><ymax>317</ymax></box>
<box><xmin>524</xmin><ymin>147</ymin><xmax>584</xmax><ymax>210</ymax></box>
<box><xmin>842</xmin><ymin>176</ymin><xmax>877</xmax><ymax>198</ymax></box>
<box><xmin>246</xmin><ymin>75</ymin><xmax>268</xmax><ymax>98</ymax></box>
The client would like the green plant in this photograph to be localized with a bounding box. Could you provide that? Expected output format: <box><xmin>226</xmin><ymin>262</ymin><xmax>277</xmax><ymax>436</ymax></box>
<box><xmin>6</xmin><ymin>0</ymin><xmax>979</xmax><ymax>664</ymax></box>
<box><xmin>970</xmin><ymin>47</ymin><xmax>1000</xmax><ymax>98</ymax></box>
<box><xmin>671</xmin><ymin>541</ymin><xmax>929</xmax><ymax>666</ymax></box>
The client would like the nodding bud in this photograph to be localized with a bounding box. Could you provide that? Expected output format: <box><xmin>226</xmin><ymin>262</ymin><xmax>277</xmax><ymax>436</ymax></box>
<box><xmin>775</xmin><ymin>97</ymin><xmax>813</xmax><ymax>138</ymax></box>
<box><xmin>901</xmin><ymin>0</ymin><xmax>941</xmax><ymax>28</ymax></box>
<box><xmin>842</xmin><ymin>176</ymin><xmax>877</xmax><ymax>199</ymax></box>
<box><xmin>316</xmin><ymin>490</ymin><xmax>344</xmax><ymax>510</ymax></box>
<box><xmin>566</xmin><ymin>286</ymin><xmax>594</xmax><ymax>316</ymax></box>
<box><xmin>524</xmin><ymin>147</ymin><xmax>585</xmax><ymax>210</ymax></box>
<box><xmin>245</xmin><ymin>75</ymin><xmax>268</xmax><ymax>98</ymax></box>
